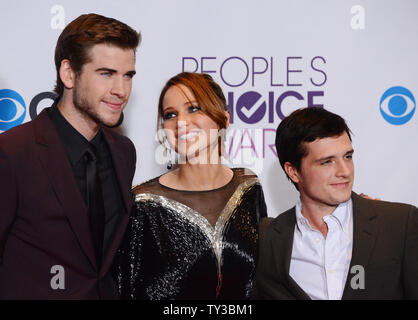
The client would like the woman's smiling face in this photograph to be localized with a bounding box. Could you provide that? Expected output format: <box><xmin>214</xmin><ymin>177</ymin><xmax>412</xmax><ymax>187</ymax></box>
<box><xmin>162</xmin><ymin>84</ymin><xmax>222</xmax><ymax>162</ymax></box>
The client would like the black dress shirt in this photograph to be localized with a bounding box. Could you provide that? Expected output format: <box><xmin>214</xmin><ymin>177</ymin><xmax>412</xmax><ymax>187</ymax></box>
<box><xmin>47</xmin><ymin>104</ymin><xmax>126</xmax><ymax>259</ymax></box>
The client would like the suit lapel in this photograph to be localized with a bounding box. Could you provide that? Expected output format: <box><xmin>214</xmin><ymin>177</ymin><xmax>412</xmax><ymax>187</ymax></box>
<box><xmin>100</xmin><ymin>128</ymin><xmax>133</xmax><ymax>275</ymax></box>
<box><xmin>342</xmin><ymin>192</ymin><xmax>378</xmax><ymax>299</ymax></box>
<box><xmin>34</xmin><ymin>110</ymin><xmax>97</xmax><ymax>269</ymax></box>
<box><xmin>271</xmin><ymin>208</ymin><xmax>311</xmax><ymax>300</ymax></box>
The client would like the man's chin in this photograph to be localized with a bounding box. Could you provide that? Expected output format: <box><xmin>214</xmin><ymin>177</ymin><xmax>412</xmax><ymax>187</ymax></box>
<box><xmin>102</xmin><ymin>115</ymin><xmax>123</xmax><ymax>128</ymax></box>
<box><xmin>332</xmin><ymin>191</ymin><xmax>352</xmax><ymax>205</ymax></box>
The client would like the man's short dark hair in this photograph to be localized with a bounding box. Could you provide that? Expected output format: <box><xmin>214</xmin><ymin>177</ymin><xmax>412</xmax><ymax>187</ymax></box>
<box><xmin>275</xmin><ymin>107</ymin><xmax>352</xmax><ymax>184</ymax></box>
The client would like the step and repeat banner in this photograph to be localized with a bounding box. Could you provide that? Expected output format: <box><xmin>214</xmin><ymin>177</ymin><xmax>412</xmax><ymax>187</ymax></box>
<box><xmin>1</xmin><ymin>0</ymin><xmax>417</xmax><ymax>216</ymax></box>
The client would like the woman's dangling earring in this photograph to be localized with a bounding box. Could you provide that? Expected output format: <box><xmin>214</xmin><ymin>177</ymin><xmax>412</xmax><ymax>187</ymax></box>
<box><xmin>166</xmin><ymin>147</ymin><xmax>172</xmax><ymax>170</ymax></box>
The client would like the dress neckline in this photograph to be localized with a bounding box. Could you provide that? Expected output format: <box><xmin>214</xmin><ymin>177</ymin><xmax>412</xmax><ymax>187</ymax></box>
<box><xmin>157</xmin><ymin>168</ymin><xmax>236</xmax><ymax>193</ymax></box>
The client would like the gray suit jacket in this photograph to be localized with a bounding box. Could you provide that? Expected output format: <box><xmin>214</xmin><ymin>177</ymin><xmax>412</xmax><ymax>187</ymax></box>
<box><xmin>253</xmin><ymin>192</ymin><xmax>418</xmax><ymax>299</ymax></box>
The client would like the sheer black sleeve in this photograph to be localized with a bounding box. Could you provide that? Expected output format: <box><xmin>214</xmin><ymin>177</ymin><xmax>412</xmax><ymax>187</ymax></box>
<box><xmin>114</xmin><ymin>203</ymin><xmax>145</xmax><ymax>299</ymax></box>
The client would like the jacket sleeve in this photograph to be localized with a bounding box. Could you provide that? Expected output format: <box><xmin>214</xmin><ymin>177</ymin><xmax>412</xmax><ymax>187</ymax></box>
<box><xmin>251</xmin><ymin>226</ymin><xmax>275</xmax><ymax>299</ymax></box>
<box><xmin>127</xmin><ymin>137</ymin><xmax>137</xmax><ymax>183</ymax></box>
<box><xmin>0</xmin><ymin>146</ymin><xmax>18</xmax><ymax>264</ymax></box>
<box><xmin>402</xmin><ymin>205</ymin><xmax>418</xmax><ymax>299</ymax></box>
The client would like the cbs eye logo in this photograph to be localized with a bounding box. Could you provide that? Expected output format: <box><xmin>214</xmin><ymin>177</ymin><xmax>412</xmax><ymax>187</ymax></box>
<box><xmin>0</xmin><ymin>89</ymin><xmax>27</xmax><ymax>132</ymax></box>
<box><xmin>379</xmin><ymin>86</ymin><xmax>415</xmax><ymax>125</ymax></box>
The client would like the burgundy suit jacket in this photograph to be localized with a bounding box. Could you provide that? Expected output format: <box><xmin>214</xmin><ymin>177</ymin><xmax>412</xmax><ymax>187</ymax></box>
<box><xmin>0</xmin><ymin>109</ymin><xmax>136</xmax><ymax>299</ymax></box>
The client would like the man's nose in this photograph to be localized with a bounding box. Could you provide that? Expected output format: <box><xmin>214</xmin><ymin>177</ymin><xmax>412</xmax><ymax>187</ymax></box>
<box><xmin>110</xmin><ymin>77</ymin><xmax>128</xmax><ymax>98</ymax></box>
<box><xmin>336</xmin><ymin>159</ymin><xmax>351</xmax><ymax>177</ymax></box>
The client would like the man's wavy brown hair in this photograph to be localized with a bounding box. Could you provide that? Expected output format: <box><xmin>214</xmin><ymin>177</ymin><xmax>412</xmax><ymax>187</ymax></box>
<box><xmin>54</xmin><ymin>13</ymin><xmax>141</xmax><ymax>98</ymax></box>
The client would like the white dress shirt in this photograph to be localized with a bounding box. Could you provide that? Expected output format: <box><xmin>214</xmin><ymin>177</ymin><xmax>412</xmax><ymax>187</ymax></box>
<box><xmin>289</xmin><ymin>198</ymin><xmax>353</xmax><ymax>300</ymax></box>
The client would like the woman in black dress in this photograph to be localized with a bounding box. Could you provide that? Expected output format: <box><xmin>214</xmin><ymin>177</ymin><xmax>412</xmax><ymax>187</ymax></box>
<box><xmin>115</xmin><ymin>72</ymin><xmax>267</xmax><ymax>299</ymax></box>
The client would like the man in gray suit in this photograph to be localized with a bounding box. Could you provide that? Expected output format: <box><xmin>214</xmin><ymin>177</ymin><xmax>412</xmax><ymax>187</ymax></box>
<box><xmin>253</xmin><ymin>107</ymin><xmax>418</xmax><ymax>300</ymax></box>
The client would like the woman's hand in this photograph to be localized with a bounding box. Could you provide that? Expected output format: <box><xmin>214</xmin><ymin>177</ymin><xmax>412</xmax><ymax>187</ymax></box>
<box><xmin>359</xmin><ymin>193</ymin><xmax>381</xmax><ymax>200</ymax></box>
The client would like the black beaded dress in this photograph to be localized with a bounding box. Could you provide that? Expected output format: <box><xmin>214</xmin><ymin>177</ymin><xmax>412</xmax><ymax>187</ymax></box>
<box><xmin>114</xmin><ymin>168</ymin><xmax>267</xmax><ymax>300</ymax></box>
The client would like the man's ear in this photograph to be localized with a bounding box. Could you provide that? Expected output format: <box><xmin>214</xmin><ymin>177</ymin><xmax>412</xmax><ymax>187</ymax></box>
<box><xmin>284</xmin><ymin>161</ymin><xmax>300</xmax><ymax>184</ymax></box>
<box><xmin>59</xmin><ymin>59</ymin><xmax>75</xmax><ymax>89</ymax></box>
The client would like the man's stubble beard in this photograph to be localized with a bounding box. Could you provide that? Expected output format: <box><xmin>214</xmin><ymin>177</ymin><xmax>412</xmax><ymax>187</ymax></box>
<box><xmin>73</xmin><ymin>85</ymin><xmax>122</xmax><ymax>128</ymax></box>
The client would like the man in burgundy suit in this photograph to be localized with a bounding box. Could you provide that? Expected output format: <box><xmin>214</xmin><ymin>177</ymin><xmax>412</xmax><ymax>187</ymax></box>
<box><xmin>0</xmin><ymin>14</ymin><xmax>141</xmax><ymax>299</ymax></box>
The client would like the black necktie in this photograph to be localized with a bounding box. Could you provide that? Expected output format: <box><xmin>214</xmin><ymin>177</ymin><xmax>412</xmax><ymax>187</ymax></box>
<box><xmin>85</xmin><ymin>145</ymin><xmax>105</xmax><ymax>269</ymax></box>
